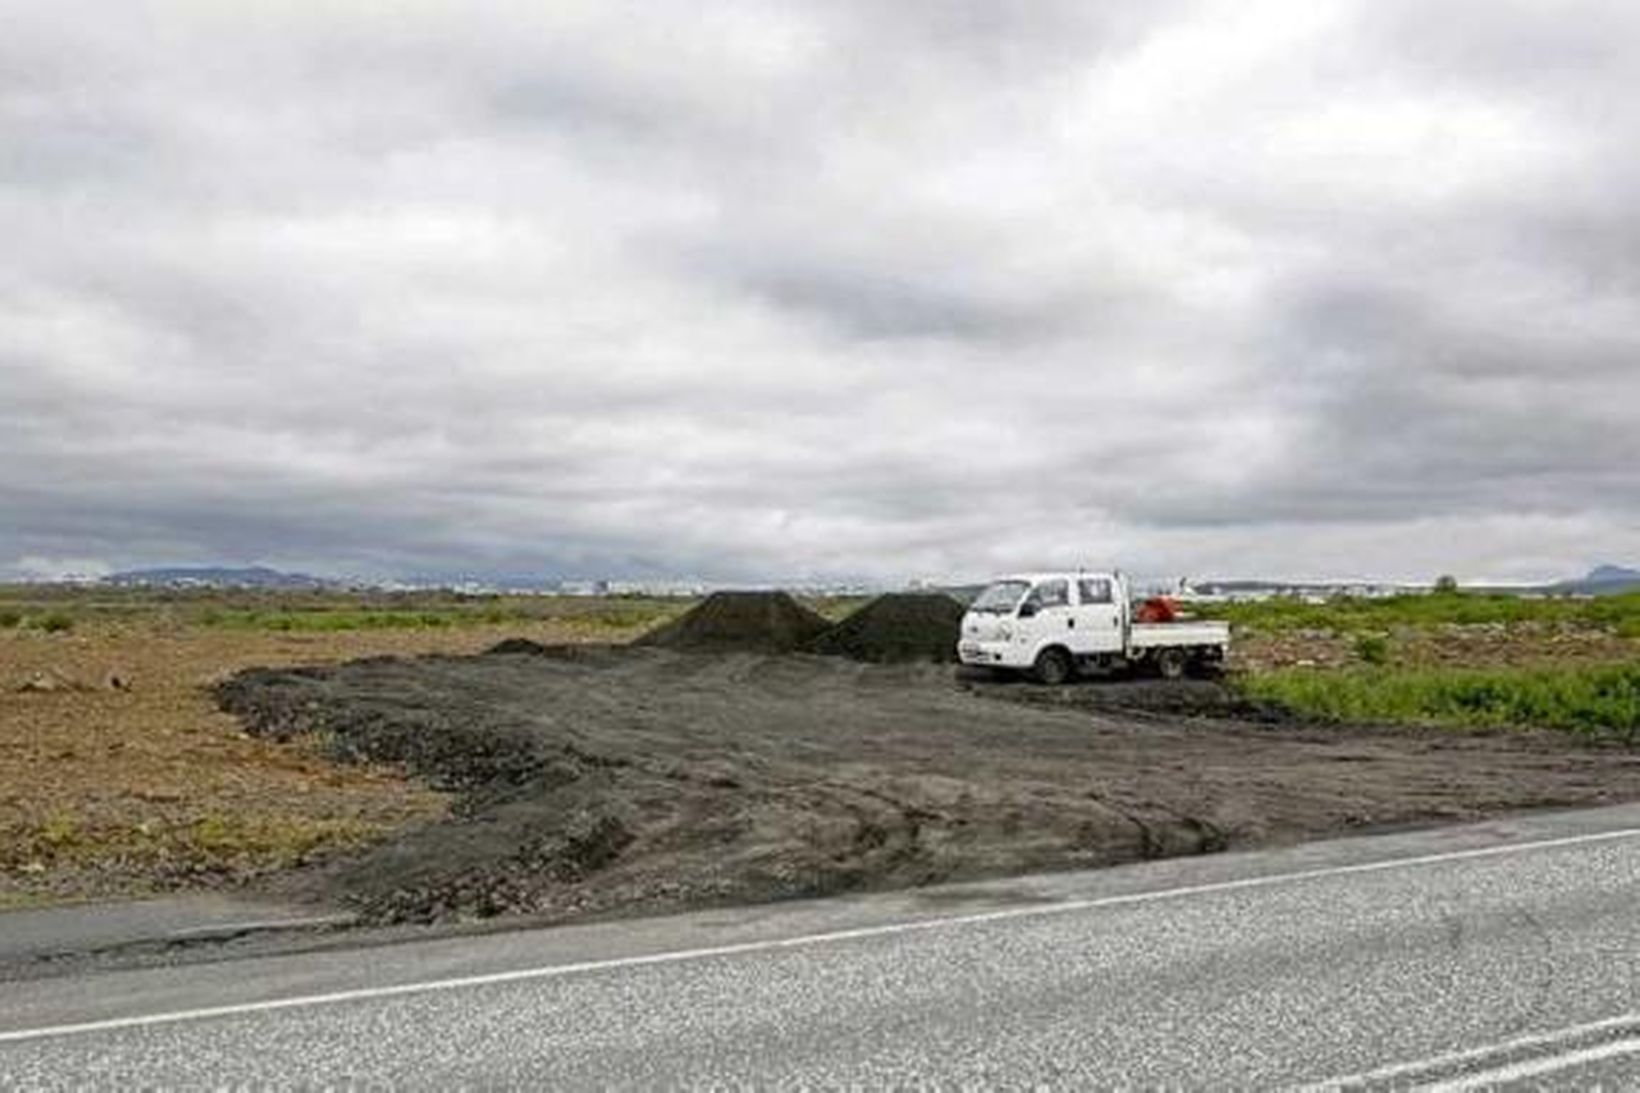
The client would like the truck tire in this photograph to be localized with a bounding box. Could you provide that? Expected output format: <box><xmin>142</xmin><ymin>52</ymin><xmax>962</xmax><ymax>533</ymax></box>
<box><xmin>1155</xmin><ymin>648</ymin><xmax>1187</xmax><ymax>680</ymax></box>
<box><xmin>1033</xmin><ymin>647</ymin><xmax>1073</xmax><ymax>686</ymax></box>
<box><xmin>1192</xmin><ymin>649</ymin><xmax>1225</xmax><ymax>678</ymax></box>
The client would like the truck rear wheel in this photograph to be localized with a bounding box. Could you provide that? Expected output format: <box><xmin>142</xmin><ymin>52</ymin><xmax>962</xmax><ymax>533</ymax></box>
<box><xmin>1033</xmin><ymin>647</ymin><xmax>1073</xmax><ymax>686</ymax></box>
<box><xmin>1155</xmin><ymin>648</ymin><xmax>1187</xmax><ymax>680</ymax></box>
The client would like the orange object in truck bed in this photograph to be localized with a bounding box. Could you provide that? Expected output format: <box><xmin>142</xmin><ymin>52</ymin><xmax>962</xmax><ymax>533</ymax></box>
<box><xmin>1135</xmin><ymin>596</ymin><xmax>1179</xmax><ymax>623</ymax></box>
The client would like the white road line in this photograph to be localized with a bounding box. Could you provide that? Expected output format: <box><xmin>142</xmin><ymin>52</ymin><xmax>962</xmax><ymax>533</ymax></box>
<box><xmin>1417</xmin><ymin>1035</ymin><xmax>1640</xmax><ymax>1091</ymax></box>
<box><xmin>1301</xmin><ymin>1012</ymin><xmax>1640</xmax><ymax>1090</ymax></box>
<box><xmin>2</xmin><ymin>825</ymin><xmax>1637</xmax><ymax>1046</ymax></box>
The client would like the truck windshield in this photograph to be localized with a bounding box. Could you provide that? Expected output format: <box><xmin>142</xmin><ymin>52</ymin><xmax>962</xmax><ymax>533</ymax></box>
<box><xmin>970</xmin><ymin>580</ymin><xmax>1030</xmax><ymax>614</ymax></box>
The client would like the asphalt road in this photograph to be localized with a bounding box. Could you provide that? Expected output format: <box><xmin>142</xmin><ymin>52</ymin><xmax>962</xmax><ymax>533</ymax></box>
<box><xmin>2</xmin><ymin>805</ymin><xmax>1638</xmax><ymax>1088</ymax></box>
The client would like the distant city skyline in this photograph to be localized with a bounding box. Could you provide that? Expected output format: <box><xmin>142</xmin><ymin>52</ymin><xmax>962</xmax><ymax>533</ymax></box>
<box><xmin>17</xmin><ymin>561</ymin><xmax>1634</xmax><ymax>600</ymax></box>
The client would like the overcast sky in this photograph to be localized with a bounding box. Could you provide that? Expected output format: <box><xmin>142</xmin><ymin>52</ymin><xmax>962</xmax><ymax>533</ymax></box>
<box><xmin>3</xmin><ymin>1</ymin><xmax>1637</xmax><ymax>584</ymax></box>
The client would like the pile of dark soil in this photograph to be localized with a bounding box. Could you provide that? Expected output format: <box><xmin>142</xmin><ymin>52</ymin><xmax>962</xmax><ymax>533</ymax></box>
<box><xmin>215</xmin><ymin>649</ymin><xmax>1640</xmax><ymax>927</ymax></box>
<box><xmin>632</xmin><ymin>591</ymin><xmax>830</xmax><ymax>653</ymax></box>
<box><xmin>808</xmin><ymin>593</ymin><xmax>965</xmax><ymax>663</ymax></box>
<box><xmin>482</xmin><ymin>639</ymin><xmax>616</xmax><ymax>662</ymax></box>
<box><xmin>486</xmin><ymin>637</ymin><xmax>551</xmax><ymax>656</ymax></box>
<box><xmin>975</xmin><ymin>676</ymin><xmax>1292</xmax><ymax>722</ymax></box>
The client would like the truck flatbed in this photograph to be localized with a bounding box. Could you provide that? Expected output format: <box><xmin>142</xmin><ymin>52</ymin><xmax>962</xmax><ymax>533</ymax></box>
<box><xmin>1130</xmin><ymin>619</ymin><xmax>1230</xmax><ymax>649</ymax></box>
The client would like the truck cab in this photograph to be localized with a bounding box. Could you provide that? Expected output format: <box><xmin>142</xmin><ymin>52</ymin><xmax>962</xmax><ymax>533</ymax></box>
<box><xmin>958</xmin><ymin>571</ymin><xmax>1228</xmax><ymax>684</ymax></box>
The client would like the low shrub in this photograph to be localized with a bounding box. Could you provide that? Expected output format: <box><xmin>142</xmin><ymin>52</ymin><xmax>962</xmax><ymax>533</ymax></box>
<box><xmin>31</xmin><ymin>612</ymin><xmax>74</xmax><ymax>634</ymax></box>
<box><xmin>1352</xmin><ymin>633</ymin><xmax>1391</xmax><ymax>665</ymax></box>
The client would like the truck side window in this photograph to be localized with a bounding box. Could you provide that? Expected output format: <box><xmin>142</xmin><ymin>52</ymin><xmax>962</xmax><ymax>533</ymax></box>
<box><xmin>1025</xmin><ymin>579</ymin><xmax>1069</xmax><ymax>610</ymax></box>
<box><xmin>1078</xmin><ymin>578</ymin><xmax>1112</xmax><ymax>605</ymax></box>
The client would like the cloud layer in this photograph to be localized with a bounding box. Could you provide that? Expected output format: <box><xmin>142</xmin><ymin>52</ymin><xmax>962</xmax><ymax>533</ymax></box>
<box><xmin>3</xmin><ymin>0</ymin><xmax>1636</xmax><ymax>583</ymax></box>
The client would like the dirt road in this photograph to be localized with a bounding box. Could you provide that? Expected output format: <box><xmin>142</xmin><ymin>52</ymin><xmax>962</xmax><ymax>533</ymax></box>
<box><xmin>218</xmin><ymin>645</ymin><xmax>1640</xmax><ymax>925</ymax></box>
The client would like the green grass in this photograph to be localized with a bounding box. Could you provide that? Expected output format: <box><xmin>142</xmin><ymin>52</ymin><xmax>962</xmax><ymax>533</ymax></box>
<box><xmin>807</xmin><ymin>595</ymin><xmax>873</xmax><ymax>622</ymax></box>
<box><xmin>199</xmin><ymin>602</ymin><xmax>681</xmax><ymax>633</ymax></box>
<box><xmin>1238</xmin><ymin>663</ymin><xmax>1640</xmax><ymax>741</ymax></box>
<box><xmin>1203</xmin><ymin>590</ymin><xmax>1640</xmax><ymax>635</ymax></box>
<box><xmin>205</xmin><ymin>609</ymin><xmax>463</xmax><ymax>632</ymax></box>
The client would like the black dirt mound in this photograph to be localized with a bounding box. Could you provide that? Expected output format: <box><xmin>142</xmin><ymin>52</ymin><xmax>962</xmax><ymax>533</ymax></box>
<box><xmin>808</xmin><ymin>593</ymin><xmax>966</xmax><ymax>663</ymax></box>
<box><xmin>633</xmin><ymin>591</ymin><xmax>831</xmax><ymax>653</ymax></box>
<box><xmin>485</xmin><ymin>640</ymin><xmax>621</xmax><ymax>662</ymax></box>
<box><xmin>976</xmin><ymin>677</ymin><xmax>1291</xmax><ymax>722</ymax></box>
<box><xmin>485</xmin><ymin>637</ymin><xmax>551</xmax><ymax>655</ymax></box>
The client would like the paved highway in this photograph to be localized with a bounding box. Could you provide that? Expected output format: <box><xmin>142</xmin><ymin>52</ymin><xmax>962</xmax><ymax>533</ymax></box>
<box><xmin>2</xmin><ymin>805</ymin><xmax>1638</xmax><ymax>1087</ymax></box>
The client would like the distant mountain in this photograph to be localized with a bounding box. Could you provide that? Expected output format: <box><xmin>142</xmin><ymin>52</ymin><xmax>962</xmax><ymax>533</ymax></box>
<box><xmin>105</xmin><ymin>566</ymin><xmax>336</xmax><ymax>590</ymax></box>
<box><xmin>1587</xmin><ymin>564</ymin><xmax>1640</xmax><ymax>583</ymax></box>
<box><xmin>1554</xmin><ymin>564</ymin><xmax>1640</xmax><ymax>595</ymax></box>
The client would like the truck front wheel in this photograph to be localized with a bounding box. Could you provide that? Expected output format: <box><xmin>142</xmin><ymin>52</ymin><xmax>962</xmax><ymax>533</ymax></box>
<box><xmin>1033</xmin><ymin>647</ymin><xmax>1073</xmax><ymax>686</ymax></box>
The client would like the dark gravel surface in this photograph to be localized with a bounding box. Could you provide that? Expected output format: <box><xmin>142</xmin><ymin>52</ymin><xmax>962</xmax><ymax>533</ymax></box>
<box><xmin>215</xmin><ymin>646</ymin><xmax>1640</xmax><ymax>926</ymax></box>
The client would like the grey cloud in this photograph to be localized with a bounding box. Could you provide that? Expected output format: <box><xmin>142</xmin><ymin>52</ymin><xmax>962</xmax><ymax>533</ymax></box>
<box><xmin>731</xmin><ymin>263</ymin><xmax>1061</xmax><ymax>342</ymax></box>
<box><xmin>2</xmin><ymin>0</ymin><xmax>1637</xmax><ymax>584</ymax></box>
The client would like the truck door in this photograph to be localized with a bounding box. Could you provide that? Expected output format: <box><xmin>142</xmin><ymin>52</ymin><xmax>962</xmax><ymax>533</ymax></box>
<box><xmin>1018</xmin><ymin>578</ymin><xmax>1071</xmax><ymax>652</ymax></box>
<box><xmin>1070</xmin><ymin>576</ymin><xmax>1124</xmax><ymax>655</ymax></box>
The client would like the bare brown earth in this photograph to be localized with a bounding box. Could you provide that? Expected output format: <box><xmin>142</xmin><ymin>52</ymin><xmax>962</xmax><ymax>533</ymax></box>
<box><xmin>0</xmin><ymin>619</ymin><xmax>638</xmax><ymax>908</ymax></box>
<box><xmin>218</xmin><ymin>645</ymin><xmax>1640</xmax><ymax>926</ymax></box>
<box><xmin>1234</xmin><ymin>621</ymin><xmax>1638</xmax><ymax>672</ymax></box>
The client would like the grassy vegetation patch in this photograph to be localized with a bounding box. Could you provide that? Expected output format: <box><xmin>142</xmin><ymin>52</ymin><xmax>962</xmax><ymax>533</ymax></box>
<box><xmin>1205</xmin><ymin>591</ymin><xmax>1640</xmax><ymax>634</ymax></box>
<box><xmin>0</xmin><ymin>584</ymin><xmax>689</xmax><ymax>635</ymax></box>
<box><xmin>1239</xmin><ymin>663</ymin><xmax>1640</xmax><ymax>741</ymax></box>
<box><xmin>204</xmin><ymin>609</ymin><xmax>465</xmax><ymax>632</ymax></box>
<box><xmin>30</xmin><ymin>611</ymin><xmax>75</xmax><ymax>633</ymax></box>
<box><xmin>3</xmin><ymin>812</ymin><xmax>391</xmax><ymax>872</ymax></box>
<box><xmin>1352</xmin><ymin>633</ymin><xmax>1391</xmax><ymax>665</ymax></box>
<box><xmin>192</xmin><ymin>599</ymin><xmax>681</xmax><ymax>633</ymax></box>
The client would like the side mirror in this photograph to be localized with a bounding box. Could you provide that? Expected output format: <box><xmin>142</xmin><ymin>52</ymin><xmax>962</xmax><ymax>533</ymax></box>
<box><xmin>1018</xmin><ymin>603</ymin><xmax>1038</xmax><ymax>619</ymax></box>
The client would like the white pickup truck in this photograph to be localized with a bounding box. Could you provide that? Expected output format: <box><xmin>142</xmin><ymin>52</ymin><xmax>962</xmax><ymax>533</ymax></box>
<box><xmin>957</xmin><ymin>571</ymin><xmax>1229</xmax><ymax>684</ymax></box>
